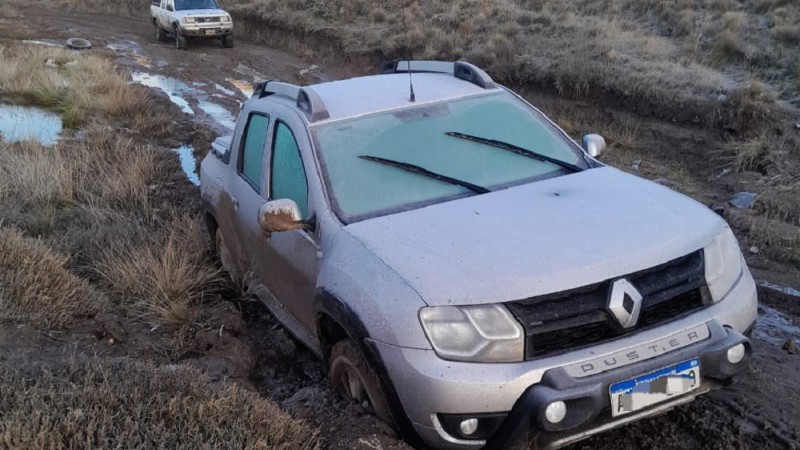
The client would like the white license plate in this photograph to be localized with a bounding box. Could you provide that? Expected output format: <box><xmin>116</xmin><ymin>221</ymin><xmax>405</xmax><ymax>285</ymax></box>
<box><xmin>204</xmin><ymin>29</ymin><xmax>217</xmax><ymax>35</ymax></box>
<box><xmin>609</xmin><ymin>358</ymin><xmax>700</xmax><ymax>417</ymax></box>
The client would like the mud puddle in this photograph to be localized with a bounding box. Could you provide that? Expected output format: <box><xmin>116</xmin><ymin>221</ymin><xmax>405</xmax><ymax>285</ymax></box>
<box><xmin>131</xmin><ymin>71</ymin><xmax>244</xmax><ymax>132</ymax></box>
<box><xmin>22</xmin><ymin>39</ymin><xmax>62</xmax><ymax>47</ymax></box>
<box><xmin>173</xmin><ymin>145</ymin><xmax>199</xmax><ymax>185</ymax></box>
<box><xmin>0</xmin><ymin>104</ymin><xmax>62</xmax><ymax>145</ymax></box>
<box><xmin>754</xmin><ymin>304</ymin><xmax>800</xmax><ymax>347</ymax></box>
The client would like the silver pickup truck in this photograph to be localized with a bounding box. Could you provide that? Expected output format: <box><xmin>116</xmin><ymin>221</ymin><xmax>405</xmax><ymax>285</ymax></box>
<box><xmin>151</xmin><ymin>0</ymin><xmax>233</xmax><ymax>50</ymax></box>
<box><xmin>200</xmin><ymin>61</ymin><xmax>757</xmax><ymax>449</ymax></box>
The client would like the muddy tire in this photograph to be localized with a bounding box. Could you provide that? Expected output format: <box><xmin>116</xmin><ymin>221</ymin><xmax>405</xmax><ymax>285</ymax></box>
<box><xmin>329</xmin><ymin>339</ymin><xmax>392</xmax><ymax>425</ymax></box>
<box><xmin>174</xmin><ymin>28</ymin><xmax>187</xmax><ymax>50</ymax></box>
<box><xmin>155</xmin><ymin>22</ymin><xmax>167</xmax><ymax>41</ymax></box>
<box><xmin>222</xmin><ymin>35</ymin><xmax>234</xmax><ymax>48</ymax></box>
<box><xmin>215</xmin><ymin>228</ymin><xmax>240</xmax><ymax>285</ymax></box>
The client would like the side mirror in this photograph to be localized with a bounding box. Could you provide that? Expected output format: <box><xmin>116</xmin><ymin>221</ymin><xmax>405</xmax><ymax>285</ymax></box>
<box><xmin>166</xmin><ymin>4</ymin><xmax>174</xmax><ymax>11</ymax></box>
<box><xmin>258</xmin><ymin>199</ymin><xmax>308</xmax><ymax>235</ymax></box>
<box><xmin>581</xmin><ymin>134</ymin><xmax>607</xmax><ymax>158</ymax></box>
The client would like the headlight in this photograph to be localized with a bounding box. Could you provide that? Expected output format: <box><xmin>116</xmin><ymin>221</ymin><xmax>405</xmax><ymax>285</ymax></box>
<box><xmin>419</xmin><ymin>304</ymin><xmax>524</xmax><ymax>363</ymax></box>
<box><xmin>704</xmin><ymin>226</ymin><xmax>743</xmax><ymax>302</ymax></box>
<box><xmin>221</xmin><ymin>15</ymin><xmax>231</xmax><ymax>22</ymax></box>
<box><xmin>182</xmin><ymin>17</ymin><xmax>196</xmax><ymax>23</ymax></box>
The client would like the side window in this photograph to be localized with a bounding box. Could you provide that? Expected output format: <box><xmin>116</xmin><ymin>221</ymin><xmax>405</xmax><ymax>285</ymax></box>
<box><xmin>270</xmin><ymin>122</ymin><xmax>308</xmax><ymax>218</ymax></box>
<box><xmin>238</xmin><ymin>113</ymin><xmax>269</xmax><ymax>192</ymax></box>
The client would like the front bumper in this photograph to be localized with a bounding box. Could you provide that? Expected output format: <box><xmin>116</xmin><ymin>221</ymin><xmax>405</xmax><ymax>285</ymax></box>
<box><xmin>373</xmin><ymin>266</ymin><xmax>757</xmax><ymax>449</ymax></box>
<box><xmin>178</xmin><ymin>24</ymin><xmax>232</xmax><ymax>37</ymax></box>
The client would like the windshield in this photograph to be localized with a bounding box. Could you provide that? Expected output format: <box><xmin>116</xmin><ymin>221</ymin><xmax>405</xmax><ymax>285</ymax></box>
<box><xmin>313</xmin><ymin>91</ymin><xmax>586</xmax><ymax>222</ymax></box>
<box><xmin>175</xmin><ymin>0</ymin><xmax>219</xmax><ymax>10</ymax></box>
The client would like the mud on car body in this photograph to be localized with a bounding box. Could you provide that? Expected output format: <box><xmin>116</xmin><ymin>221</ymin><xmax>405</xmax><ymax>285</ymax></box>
<box><xmin>199</xmin><ymin>61</ymin><xmax>757</xmax><ymax>449</ymax></box>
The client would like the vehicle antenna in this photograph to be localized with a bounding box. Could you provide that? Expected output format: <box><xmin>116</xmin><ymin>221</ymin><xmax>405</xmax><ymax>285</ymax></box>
<box><xmin>400</xmin><ymin>2</ymin><xmax>416</xmax><ymax>102</ymax></box>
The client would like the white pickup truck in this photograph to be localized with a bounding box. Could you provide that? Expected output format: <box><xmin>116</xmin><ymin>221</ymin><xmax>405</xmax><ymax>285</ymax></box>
<box><xmin>151</xmin><ymin>0</ymin><xmax>233</xmax><ymax>50</ymax></box>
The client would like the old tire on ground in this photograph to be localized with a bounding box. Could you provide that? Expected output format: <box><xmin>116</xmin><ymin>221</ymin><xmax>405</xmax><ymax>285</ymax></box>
<box><xmin>329</xmin><ymin>339</ymin><xmax>392</xmax><ymax>425</ymax></box>
<box><xmin>174</xmin><ymin>27</ymin><xmax>187</xmax><ymax>50</ymax></box>
<box><xmin>155</xmin><ymin>22</ymin><xmax>167</xmax><ymax>41</ymax></box>
<box><xmin>222</xmin><ymin>35</ymin><xmax>234</xmax><ymax>48</ymax></box>
<box><xmin>215</xmin><ymin>228</ymin><xmax>240</xmax><ymax>285</ymax></box>
<box><xmin>66</xmin><ymin>37</ymin><xmax>92</xmax><ymax>50</ymax></box>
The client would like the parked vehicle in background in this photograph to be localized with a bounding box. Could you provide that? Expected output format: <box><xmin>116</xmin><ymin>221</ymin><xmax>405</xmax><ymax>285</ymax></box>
<box><xmin>151</xmin><ymin>0</ymin><xmax>233</xmax><ymax>50</ymax></box>
<box><xmin>200</xmin><ymin>61</ymin><xmax>757</xmax><ymax>449</ymax></box>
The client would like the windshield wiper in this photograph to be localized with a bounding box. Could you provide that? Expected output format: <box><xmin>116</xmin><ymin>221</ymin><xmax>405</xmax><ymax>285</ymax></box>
<box><xmin>445</xmin><ymin>131</ymin><xmax>583</xmax><ymax>173</ymax></box>
<box><xmin>358</xmin><ymin>155</ymin><xmax>490</xmax><ymax>194</ymax></box>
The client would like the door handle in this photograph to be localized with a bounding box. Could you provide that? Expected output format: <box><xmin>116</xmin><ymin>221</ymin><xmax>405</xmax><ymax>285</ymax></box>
<box><xmin>231</xmin><ymin>196</ymin><xmax>239</xmax><ymax>210</ymax></box>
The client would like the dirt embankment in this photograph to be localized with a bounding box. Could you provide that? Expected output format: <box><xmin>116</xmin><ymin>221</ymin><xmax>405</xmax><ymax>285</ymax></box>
<box><xmin>1</xmin><ymin>3</ymin><xmax>799</xmax><ymax>450</ymax></box>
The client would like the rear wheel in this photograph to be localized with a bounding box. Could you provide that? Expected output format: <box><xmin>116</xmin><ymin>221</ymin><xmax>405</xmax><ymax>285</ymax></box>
<box><xmin>155</xmin><ymin>22</ymin><xmax>167</xmax><ymax>41</ymax></box>
<box><xmin>174</xmin><ymin>27</ymin><xmax>187</xmax><ymax>50</ymax></box>
<box><xmin>222</xmin><ymin>35</ymin><xmax>234</xmax><ymax>48</ymax></box>
<box><xmin>329</xmin><ymin>339</ymin><xmax>392</xmax><ymax>424</ymax></box>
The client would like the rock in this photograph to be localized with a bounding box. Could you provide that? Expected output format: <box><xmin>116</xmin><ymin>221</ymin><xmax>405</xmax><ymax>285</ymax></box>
<box><xmin>782</xmin><ymin>339</ymin><xmax>798</xmax><ymax>355</ymax></box>
<box><xmin>749</xmin><ymin>246</ymin><xmax>759</xmax><ymax>254</ymax></box>
<box><xmin>729</xmin><ymin>192</ymin><xmax>757</xmax><ymax>209</ymax></box>
<box><xmin>654</xmin><ymin>178</ymin><xmax>673</xmax><ymax>187</ymax></box>
<box><xmin>718</xmin><ymin>94</ymin><xmax>728</xmax><ymax>103</ymax></box>
<box><xmin>631</xmin><ymin>159</ymin><xmax>641</xmax><ymax>171</ymax></box>
<box><xmin>711</xmin><ymin>205</ymin><xmax>726</xmax><ymax>217</ymax></box>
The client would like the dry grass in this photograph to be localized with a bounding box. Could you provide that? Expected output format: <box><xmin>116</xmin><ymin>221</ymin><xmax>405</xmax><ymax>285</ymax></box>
<box><xmin>0</xmin><ymin>227</ymin><xmax>107</xmax><ymax>328</ymax></box>
<box><xmin>0</xmin><ymin>358</ymin><xmax>321</xmax><ymax>450</ymax></box>
<box><xmin>95</xmin><ymin>215</ymin><xmax>222</xmax><ymax>328</ymax></box>
<box><xmin>0</xmin><ymin>45</ymin><xmax>156</xmax><ymax>130</ymax></box>
<box><xmin>223</xmin><ymin>0</ymin><xmax>798</xmax><ymax>130</ymax></box>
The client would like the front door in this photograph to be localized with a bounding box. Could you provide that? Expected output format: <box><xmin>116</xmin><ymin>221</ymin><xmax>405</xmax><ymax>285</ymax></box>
<box><xmin>254</xmin><ymin>111</ymin><xmax>320</xmax><ymax>333</ymax></box>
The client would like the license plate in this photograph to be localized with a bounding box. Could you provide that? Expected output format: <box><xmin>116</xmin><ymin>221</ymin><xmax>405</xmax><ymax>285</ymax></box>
<box><xmin>609</xmin><ymin>358</ymin><xmax>700</xmax><ymax>417</ymax></box>
<box><xmin>204</xmin><ymin>29</ymin><xmax>217</xmax><ymax>35</ymax></box>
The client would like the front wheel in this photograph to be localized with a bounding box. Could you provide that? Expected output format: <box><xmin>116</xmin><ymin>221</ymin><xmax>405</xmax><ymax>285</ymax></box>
<box><xmin>329</xmin><ymin>339</ymin><xmax>392</xmax><ymax>424</ymax></box>
<box><xmin>155</xmin><ymin>22</ymin><xmax>167</xmax><ymax>41</ymax></box>
<box><xmin>174</xmin><ymin>28</ymin><xmax>187</xmax><ymax>50</ymax></box>
<box><xmin>222</xmin><ymin>35</ymin><xmax>234</xmax><ymax>48</ymax></box>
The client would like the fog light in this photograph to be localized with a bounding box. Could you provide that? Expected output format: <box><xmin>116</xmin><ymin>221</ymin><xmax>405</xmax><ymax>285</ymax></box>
<box><xmin>544</xmin><ymin>401</ymin><xmax>567</xmax><ymax>424</ymax></box>
<box><xmin>727</xmin><ymin>343</ymin><xmax>746</xmax><ymax>364</ymax></box>
<box><xmin>459</xmin><ymin>418</ymin><xmax>479</xmax><ymax>436</ymax></box>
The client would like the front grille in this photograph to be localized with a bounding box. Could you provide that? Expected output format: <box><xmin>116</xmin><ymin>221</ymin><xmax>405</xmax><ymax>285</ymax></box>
<box><xmin>196</xmin><ymin>16</ymin><xmax>220</xmax><ymax>23</ymax></box>
<box><xmin>506</xmin><ymin>250</ymin><xmax>708</xmax><ymax>360</ymax></box>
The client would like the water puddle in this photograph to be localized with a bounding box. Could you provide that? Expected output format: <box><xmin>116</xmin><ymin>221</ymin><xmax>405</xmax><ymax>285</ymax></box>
<box><xmin>754</xmin><ymin>305</ymin><xmax>800</xmax><ymax>347</ymax></box>
<box><xmin>226</xmin><ymin>78</ymin><xmax>254</xmax><ymax>98</ymax></box>
<box><xmin>0</xmin><ymin>104</ymin><xmax>62</xmax><ymax>146</ymax></box>
<box><xmin>759</xmin><ymin>281</ymin><xmax>800</xmax><ymax>299</ymax></box>
<box><xmin>131</xmin><ymin>72</ymin><xmax>239</xmax><ymax>131</ymax></box>
<box><xmin>131</xmin><ymin>72</ymin><xmax>194</xmax><ymax>115</ymax></box>
<box><xmin>108</xmin><ymin>40</ymin><xmax>152</xmax><ymax>69</ymax></box>
<box><xmin>197</xmin><ymin>100</ymin><xmax>236</xmax><ymax>130</ymax></box>
<box><xmin>215</xmin><ymin>83</ymin><xmax>236</xmax><ymax>97</ymax></box>
<box><xmin>22</xmin><ymin>39</ymin><xmax>62</xmax><ymax>47</ymax></box>
<box><xmin>173</xmin><ymin>145</ymin><xmax>199</xmax><ymax>185</ymax></box>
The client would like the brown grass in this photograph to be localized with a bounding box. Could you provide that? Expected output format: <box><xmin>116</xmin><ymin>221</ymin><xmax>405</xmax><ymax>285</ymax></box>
<box><xmin>0</xmin><ymin>358</ymin><xmax>321</xmax><ymax>450</ymax></box>
<box><xmin>222</xmin><ymin>0</ymin><xmax>798</xmax><ymax>130</ymax></box>
<box><xmin>0</xmin><ymin>45</ymin><xmax>157</xmax><ymax>131</ymax></box>
<box><xmin>95</xmin><ymin>215</ymin><xmax>222</xmax><ymax>328</ymax></box>
<box><xmin>0</xmin><ymin>226</ymin><xmax>107</xmax><ymax>328</ymax></box>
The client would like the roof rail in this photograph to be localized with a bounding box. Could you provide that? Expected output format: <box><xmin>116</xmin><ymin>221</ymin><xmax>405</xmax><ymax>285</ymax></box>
<box><xmin>380</xmin><ymin>60</ymin><xmax>496</xmax><ymax>89</ymax></box>
<box><xmin>252</xmin><ymin>80</ymin><xmax>330</xmax><ymax>122</ymax></box>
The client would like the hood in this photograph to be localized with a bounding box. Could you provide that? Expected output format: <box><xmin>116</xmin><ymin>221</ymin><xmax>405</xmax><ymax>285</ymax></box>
<box><xmin>178</xmin><ymin>9</ymin><xmax>227</xmax><ymax>16</ymax></box>
<box><xmin>344</xmin><ymin>167</ymin><xmax>724</xmax><ymax>306</ymax></box>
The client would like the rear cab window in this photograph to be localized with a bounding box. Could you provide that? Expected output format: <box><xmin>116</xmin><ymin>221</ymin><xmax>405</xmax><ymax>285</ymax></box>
<box><xmin>238</xmin><ymin>113</ymin><xmax>270</xmax><ymax>193</ymax></box>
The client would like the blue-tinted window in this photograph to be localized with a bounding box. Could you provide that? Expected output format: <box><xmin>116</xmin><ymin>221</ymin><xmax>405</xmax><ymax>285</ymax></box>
<box><xmin>239</xmin><ymin>114</ymin><xmax>269</xmax><ymax>191</ymax></box>
<box><xmin>270</xmin><ymin>122</ymin><xmax>308</xmax><ymax>217</ymax></box>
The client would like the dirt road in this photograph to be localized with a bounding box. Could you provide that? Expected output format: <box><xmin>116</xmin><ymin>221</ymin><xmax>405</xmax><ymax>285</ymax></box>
<box><xmin>2</xmin><ymin>7</ymin><xmax>799</xmax><ymax>449</ymax></box>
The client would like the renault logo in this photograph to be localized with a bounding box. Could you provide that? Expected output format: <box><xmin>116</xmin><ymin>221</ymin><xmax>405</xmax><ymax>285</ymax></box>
<box><xmin>607</xmin><ymin>278</ymin><xmax>643</xmax><ymax>329</ymax></box>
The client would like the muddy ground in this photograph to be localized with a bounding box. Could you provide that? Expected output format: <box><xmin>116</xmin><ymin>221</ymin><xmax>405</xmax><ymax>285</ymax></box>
<box><xmin>1</xmin><ymin>6</ymin><xmax>799</xmax><ymax>450</ymax></box>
